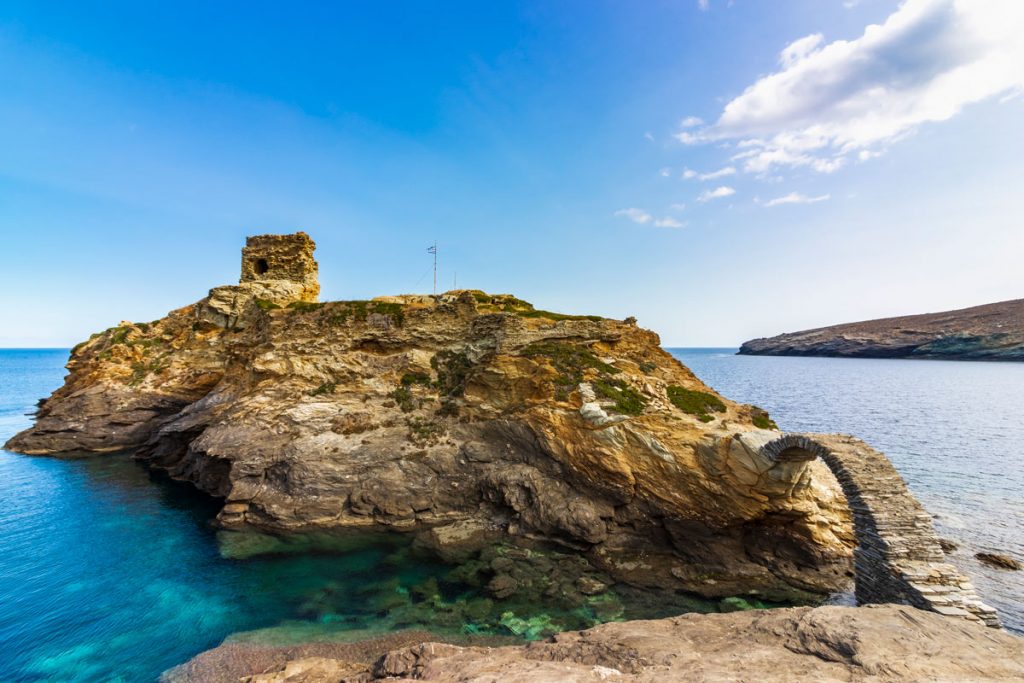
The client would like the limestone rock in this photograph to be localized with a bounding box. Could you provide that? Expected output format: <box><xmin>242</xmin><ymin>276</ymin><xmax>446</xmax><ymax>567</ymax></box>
<box><xmin>174</xmin><ymin>605</ymin><xmax>1024</xmax><ymax>683</ymax></box>
<box><xmin>5</xmin><ymin>235</ymin><xmax>855</xmax><ymax>600</ymax></box>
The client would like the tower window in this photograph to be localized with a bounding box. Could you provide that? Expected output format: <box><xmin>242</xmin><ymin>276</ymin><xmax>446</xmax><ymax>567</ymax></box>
<box><xmin>254</xmin><ymin>258</ymin><xmax>270</xmax><ymax>275</ymax></box>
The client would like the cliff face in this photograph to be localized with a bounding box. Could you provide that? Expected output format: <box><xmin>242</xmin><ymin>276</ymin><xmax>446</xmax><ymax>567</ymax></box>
<box><xmin>739</xmin><ymin>299</ymin><xmax>1024</xmax><ymax>361</ymax></box>
<box><xmin>6</xmin><ymin>236</ymin><xmax>855</xmax><ymax>601</ymax></box>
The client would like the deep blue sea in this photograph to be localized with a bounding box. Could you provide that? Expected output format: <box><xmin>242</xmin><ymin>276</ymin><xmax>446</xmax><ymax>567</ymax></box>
<box><xmin>1</xmin><ymin>349</ymin><xmax>1022</xmax><ymax>682</ymax></box>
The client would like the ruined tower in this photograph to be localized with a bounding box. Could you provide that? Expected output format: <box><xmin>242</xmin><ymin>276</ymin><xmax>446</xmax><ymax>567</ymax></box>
<box><xmin>240</xmin><ymin>232</ymin><xmax>320</xmax><ymax>303</ymax></box>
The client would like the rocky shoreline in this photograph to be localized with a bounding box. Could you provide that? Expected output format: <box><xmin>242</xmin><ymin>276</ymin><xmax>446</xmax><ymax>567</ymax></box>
<box><xmin>9</xmin><ymin>233</ymin><xmax>1019</xmax><ymax>680</ymax></box>
<box><xmin>739</xmin><ymin>298</ymin><xmax>1024</xmax><ymax>361</ymax></box>
<box><xmin>164</xmin><ymin>605</ymin><xmax>1024</xmax><ymax>683</ymax></box>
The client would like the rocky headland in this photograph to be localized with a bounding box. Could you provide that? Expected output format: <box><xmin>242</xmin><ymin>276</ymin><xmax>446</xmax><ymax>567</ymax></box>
<box><xmin>7</xmin><ymin>233</ymin><xmax>1017</xmax><ymax>680</ymax></box>
<box><xmin>6</xmin><ymin>232</ymin><xmax>855</xmax><ymax>603</ymax></box>
<box><xmin>738</xmin><ymin>298</ymin><xmax>1024</xmax><ymax>361</ymax></box>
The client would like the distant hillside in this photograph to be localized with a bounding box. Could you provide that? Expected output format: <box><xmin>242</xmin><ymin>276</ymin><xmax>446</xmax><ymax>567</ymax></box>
<box><xmin>738</xmin><ymin>299</ymin><xmax>1024</xmax><ymax>361</ymax></box>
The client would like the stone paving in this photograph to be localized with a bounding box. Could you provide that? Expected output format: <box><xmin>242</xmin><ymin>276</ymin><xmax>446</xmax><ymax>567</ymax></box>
<box><xmin>759</xmin><ymin>433</ymin><xmax>1002</xmax><ymax>629</ymax></box>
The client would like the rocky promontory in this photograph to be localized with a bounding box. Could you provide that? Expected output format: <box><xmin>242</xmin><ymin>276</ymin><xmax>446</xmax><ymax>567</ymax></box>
<box><xmin>7</xmin><ymin>232</ymin><xmax>854</xmax><ymax>602</ymax></box>
<box><xmin>739</xmin><ymin>298</ymin><xmax>1024</xmax><ymax>361</ymax></box>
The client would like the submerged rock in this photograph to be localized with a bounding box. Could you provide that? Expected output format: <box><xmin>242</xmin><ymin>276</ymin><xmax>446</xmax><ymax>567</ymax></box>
<box><xmin>976</xmin><ymin>552</ymin><xmax>1022</xmax><ymax>571</ymax></box>
<box><xmin>6</xmin><ymin>232</ymin><xmax>855</xmax><ymax>601</ymax></box>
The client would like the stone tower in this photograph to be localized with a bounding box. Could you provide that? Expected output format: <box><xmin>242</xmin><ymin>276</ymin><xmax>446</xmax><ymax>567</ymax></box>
<box><xmin>239</xmin><ymin>232</ymin><xmax>320</xmax><ymax>303</ymax></box>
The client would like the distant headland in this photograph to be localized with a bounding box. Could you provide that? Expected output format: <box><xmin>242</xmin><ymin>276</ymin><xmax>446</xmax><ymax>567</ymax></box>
<box><xmin>739</xmin><ymin>299</ymin><xmax>1024</xmax><ymax>362</ymax></box>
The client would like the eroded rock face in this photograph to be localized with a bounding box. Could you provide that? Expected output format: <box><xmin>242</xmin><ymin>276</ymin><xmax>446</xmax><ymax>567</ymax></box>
<box><xmin>172</xmin><ymin>605</ymin><xmax>1024</xmax><ymax>683</ymax></box>
<box><xmin>6</xmin><ymin>259</ymin><xmax>854</xmax><ymax>599</ymax></box>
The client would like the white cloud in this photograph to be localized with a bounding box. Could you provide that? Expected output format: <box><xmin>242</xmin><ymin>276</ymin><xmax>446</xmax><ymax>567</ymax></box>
<box><xmin>679</xmin><ymin>116</ymin><xmax>704</xmax><ymax>128</ymax></box>
<box><xmin>697</xmin><ymin>186</ymin><xmax>736</xmax><ymax>202</ymax></box>
<box><xmin>614</xmin><ymin>207</ymin><xmax>653</xmax><ymax>224</ymax></box>
<box><xmin>644</xmin><ymin>131</ymin><xmax>655</xmax><ymax>141</ymax></box>
<box><xmin>704</xmin><ymin>0</ymin><xmax>1024</xmax><ymax>174</ymax></box>
<box><xmin>699</xmin><ymin>166</ymin><xmax>736</xmax><ymax>180</ymax></box>
<box><xmin>673</xmin><ymin>130</ymin><xmax>704</xmax><ymax>145</ymax></box>
<box><xmin>698</xmin><ymin>0</ymin><xmax>709</xmax><ymax>10</ymax></box>
<box><xmin>764</xmin><ymin>192</ymin><xmax>831</xmax><ymax>207</ymax></box>
<box><xmin>659</xmin><ymin>167</ymin><xmax>672</xmax><ymax>177</ymax></box>
<box><xmin>654</xmin><ymin>217</ymin><xmax>686</xmax><ymax>228</ymax></box>
<box><xmin>670</xmin><ymin>202</ymin><xmax>687</xmax><ymax>211</ymax></box>
<box><xmin>681</xmin><ymin>168</ymin><xmax>698</xmax><ymax>179</ymax></box>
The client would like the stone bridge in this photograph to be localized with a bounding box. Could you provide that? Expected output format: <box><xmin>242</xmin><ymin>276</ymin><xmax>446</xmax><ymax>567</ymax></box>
<box><xmin>759</xmin><ymin>432</ymin><xmax>1002</xmax><ymax>629</ymax></box>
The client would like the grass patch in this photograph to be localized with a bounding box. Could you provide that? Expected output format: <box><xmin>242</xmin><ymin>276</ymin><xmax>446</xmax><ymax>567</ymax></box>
<box><xmin>751</xmin><ymin>407</ymin><xmax>778</xmax><ymax>430</ymax></box>
<box><xmin>287</xmin><ymin>301</ymin><xmax>323</xmax><ymax>313</ymax></box>
<box><xmin>592</xmin><ymin>378</ymin><xmax>647</xmax><ymax>416</ymax></box>
<box><xmin>325</xmin><ymin>300</ymin><xmax>404</xmax><ymax>326</ymax></box>
<box><xmin>407</xmin><ymin>417</ymin><xmax>446</xmax><ymax>447</ymax></box>
<box><xmin>639</xmin><ymin>361</ymin><xmax>657</xmax><ymax>374</ymax></box>
<box><xmin>255</xmin><ymin>298</ymin><xmax>281</xmax><ymax>311</ymax></box>
<box><xmin>310</xmin><ymin>381</ymin><xmax>337</xmax><ymax>396</ymax></box>
<box><xmin>521</xmin><ymin>341</ymin><xmax>620</xmax><ymax>401</ymax></box>
<box><xmin>516</xmin><ymin>309</ymin><xmax>604</xmax><ymax>323</ymax></box>
<box><xmin>129</xmin><ymin>356</ymin><xmax>169</xmax><ymax>386</ymax></box>
<box><xmin>667</xmin><ymin>386</ymin><xmax>726</xmax><ymax>422</ymax></box>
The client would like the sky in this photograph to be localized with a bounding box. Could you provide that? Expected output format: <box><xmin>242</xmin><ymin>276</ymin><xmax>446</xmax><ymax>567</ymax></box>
<box><xmin>1</xmin><ymin>0</ymin><xmax>1022</xmax><ymax>347</ymax></box>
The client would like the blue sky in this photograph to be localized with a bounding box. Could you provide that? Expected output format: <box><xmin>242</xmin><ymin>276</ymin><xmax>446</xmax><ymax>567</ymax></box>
<box><xmin>1</xmin><ymin>0</ymin><xmax>1022</xmax><ymax>346</ymax></box>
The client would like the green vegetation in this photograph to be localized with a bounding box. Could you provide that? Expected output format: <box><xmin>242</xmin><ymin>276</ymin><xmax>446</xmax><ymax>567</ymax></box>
<box><xmin>309</xmin><ymin>381</ymin><xmax>337</xmax><ymax>397</ymax></box>
<box><xmin>431</xmin><ymin>350</ymin><xmax>474</xmax><ymax>397</ymax></box>
<box><xmin>325</xmin><ymin>300</ymin><xmax>405</xmax><ymax>326</ymax></box>
<box><xmin>389</xmin><ymin>386</ymin><xmax>416</xmax><ymax>412</ymax></box>
<box><xmin>520</xmin><ymin>341</ymin><xmax>642</xmax><ymax>410</ymax></box>
<box><xmin>639</xmin><ymin>361</ymin><xmax>657</xmax><ymax>374</ymax></box>
<box><xmin>129</xmin><ymin>356</ymin><xmax>169</xmax><ymax>386</ymax></box>
<box><xmin>592</xmin><ymin>378</ymin><xmax>647</xmax><ymax>416</ymax></box>
<box><xmin>110</xmin><ymin>326</ymin><xmax>131</xmax><ymax>345</ymax></box>
<box><xmin>400</xmin><ymin>371</ymin><xmax>431</xmax><ymax>387</ymax></box>
<box><xmin>255</xmin><ymin>298</ymin><xmax>281</xmax><ymax>311</ymax></box>
<box><xmin>516</xmin><ymin>309</ymin><xmax>604</xmax><ymax>322</ymax></box>
<box><xmin>407</xmin><ymin>417</ymin><xmax>446</xmax><ymax>446</ymax></box>
<box><xmin>666</xmin><ymin>386</ymin><xmax>726</xmax><ymax>422</ymax></box>
<box><xmin>287</xmin><ymin>301</ymin><xmax>323</xmax><ymax>313</ymax></box>
<box><xmin>521</xmin><ymin>342</ymin><xmax>619</xmax><ymax>398</ymax></box>
<box><xmin>751</xmin><ymin>407</ymin><xmax>779</xmax><ymax>430</ymax></box>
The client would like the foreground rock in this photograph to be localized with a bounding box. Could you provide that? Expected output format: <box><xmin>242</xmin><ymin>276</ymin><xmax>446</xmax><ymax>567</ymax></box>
<box><xmin>6</xmin><ymin>232</ymin><xmax>853</xmax><ymax>602</ymax></box>
<box><xmin>173</xmin><ymin>605</ymin><xmax>1024</xmax><ymax>682</ymax></box>
<box><xmin>739</xmin><ymin>298</ymin><xmax>1024</xmax><ymax>361</ymax></box>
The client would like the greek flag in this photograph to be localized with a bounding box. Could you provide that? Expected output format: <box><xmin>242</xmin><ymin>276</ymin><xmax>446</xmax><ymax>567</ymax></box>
<box><xmin>427</xmin><ymin>245</ymin><xmax>437</xmax><ymax>254</ymax></box>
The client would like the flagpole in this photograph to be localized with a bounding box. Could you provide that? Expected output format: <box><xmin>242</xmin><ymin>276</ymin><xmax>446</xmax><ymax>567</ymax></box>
<box><xmin>433</xmin><ymin>241</ymin><xmax>437</xmax><ymax>295</ymax></box>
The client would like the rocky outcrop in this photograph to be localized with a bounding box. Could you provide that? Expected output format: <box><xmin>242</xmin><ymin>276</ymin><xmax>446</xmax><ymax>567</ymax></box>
<box><xmin>6</xmin><ymin>233</ymin><xmax>855</xmax><ymax>602</ymax></box>
<box><xmin>739</xmin><ymin>298</ymin><xmax>1024</xmax><ymax>361</ymax></box>
<box><xmin>168</xmin><ymin>605</ymin><xmax>1024</xmax><ymax>683</ymax></box>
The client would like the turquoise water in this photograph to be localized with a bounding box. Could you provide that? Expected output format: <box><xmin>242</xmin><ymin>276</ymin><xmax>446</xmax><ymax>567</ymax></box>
<box><xmin>670</xmin><ymin>348</ymin><xmax>1024</xmax><ymax>635</ymax></box>
<box><xmin>2</xmin><ymin>350</ymin><xmax>1022</xmax><ymax>682</ymax></box>
<box><xmin>0</xmin><ymin>350</ymin><xmax>724</xmax><ymax>683</ymax></box>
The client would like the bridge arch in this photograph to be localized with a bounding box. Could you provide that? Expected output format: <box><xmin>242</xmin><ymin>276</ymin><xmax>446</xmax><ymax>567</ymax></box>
<box><xmin>758</xmin><ymin>433</ymin><xmax>1001</xmax><ymax>629</ymax></box>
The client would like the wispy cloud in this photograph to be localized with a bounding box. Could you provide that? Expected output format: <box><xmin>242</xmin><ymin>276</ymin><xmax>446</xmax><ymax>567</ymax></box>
<box><xmin>697</xmin><ymin>186</ymin><xmax>735</xmax><ymax>202</ymax></box>
<box><xmin>698</xmin><ymin>0</ymin><xmax>709</xmax><ymax>11</ymax></box>
<box><xmin>764</xmin><ymin>192</ymin><xmax>830</xmax><ymax>207</ymax></box>
<box><xmin>614</xmin><ymin>207</ymin><xmax>653</xmax><ymax>224</ymax></box>
<box><xmin>615</xmin><ymin>208</ymin><xmax>685</xmax><ymax>228</ymax></box>
<box><xmin>683</xmin><ymin>166</ymin><xmax>736</xmax><ymax>181</ymax></box>
<box><xmin>685</xmin><ymin>0</ymin><xmax>1024</xmax><ymax>174</ymax></box>
<box><xmin>679</xmin><ymin>116</ymin><xmax>704</xmax><ymax>128</ymax></box>
<box><xmin>659</xmin><ymin>167</ymin><xmax>672</xmax><ymax>177</ymax></box>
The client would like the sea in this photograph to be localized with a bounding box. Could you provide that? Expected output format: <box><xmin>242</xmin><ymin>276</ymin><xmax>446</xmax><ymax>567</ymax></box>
<box><xmin>1</xmin><ymin>348</ymin><xmax>1021</xmax><ymax>682</ymax></box>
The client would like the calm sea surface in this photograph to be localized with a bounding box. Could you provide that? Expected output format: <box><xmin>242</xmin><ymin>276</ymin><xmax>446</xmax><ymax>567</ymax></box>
<box><xmin>1</xmin><ymin>349</ymin><xmax>1022</xmax><ymax>682</ymax></box>
<box><xmin>669</xmin><ymin>348</ymin><xmax>1024</xmax><ymax>635</ymax></box>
